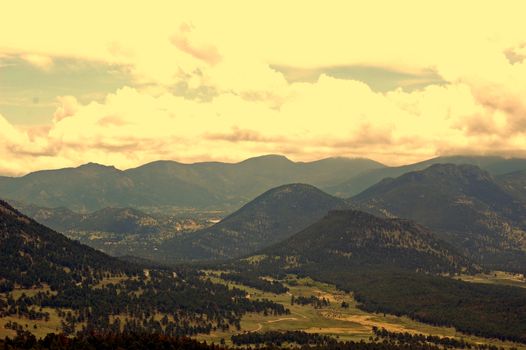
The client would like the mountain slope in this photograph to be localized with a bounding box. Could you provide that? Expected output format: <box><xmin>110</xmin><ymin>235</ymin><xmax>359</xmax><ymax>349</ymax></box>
<box><xmin>255</xmin><ymin>209</ymin><xmax>474</xmax><ymax>274</ymax></box>
<box><xmin>0</xmin><ymin>199</ymin><xmax>136</xmax><ymax>291</ymax></box>
<box><xmin>352</xmin><ymin>163</ymin><xmax>526</xmax><ymax>271</ymax></box>
<box><xmin>11</xmin><ymin>203</ymin><xmax>161</xmax><ymax>235</ymax></box>
<box><xmin>331</xmin><ymin>155</ymin><xmax>526</xmax><ymax>197</ymax></box>
<box><xmin>497</xmin><ymin>170</ymin><xmax>526</xmax><ymax>203</ymax></box>
<box><xmin>161</xmin><ymin>184</ymin><xmax>347</xmax><ymax>261</ymax></box>
<box><xmin>0</xmin><ymin>155</ymin><xmax>383</xmax><ymax>212</ymax></box>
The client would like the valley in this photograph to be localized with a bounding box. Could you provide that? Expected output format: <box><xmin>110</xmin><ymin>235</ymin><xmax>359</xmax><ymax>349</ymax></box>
<box><xmin>3</xmin><ymin>158</ymin><xmax>526</xmax><ymax>349</ymax></box>
<box><xmin>4</xmin><ymin>5</ymin><xmax>526</xmax><ymax>348</ymax></box>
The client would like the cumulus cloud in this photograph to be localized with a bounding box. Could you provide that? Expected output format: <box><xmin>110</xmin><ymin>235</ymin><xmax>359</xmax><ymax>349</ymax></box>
<box><xmin>53</xmin><ymin>96</ymin><xmax>79</xmax><ymax>122</ymax></box>
<box><xmin>1</xmin><ymin>73</ymin><xmax>526</xmax><ymax>176</ymax></box>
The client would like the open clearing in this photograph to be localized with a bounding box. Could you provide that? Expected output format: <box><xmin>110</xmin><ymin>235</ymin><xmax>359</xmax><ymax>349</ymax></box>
<box><xmin>456</xmin><ymin>271</ymin><xmax>526</xmax><ymax>288</ymax></box>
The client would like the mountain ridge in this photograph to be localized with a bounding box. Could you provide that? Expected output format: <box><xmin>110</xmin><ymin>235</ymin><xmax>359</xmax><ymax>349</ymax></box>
<box><xmin>351</xmin><ymin>163</ymin><xmax>526</xmax><ymax>271</ymax></box>
<box><xmin>0</xmin><ymin>155</ymin><xmax>383</xmax><ymax>212</ymax></box>
<box><xmin>330</xmin><ymin>155</ymin><xmax>526</xmax><ymax>197</ymax></box>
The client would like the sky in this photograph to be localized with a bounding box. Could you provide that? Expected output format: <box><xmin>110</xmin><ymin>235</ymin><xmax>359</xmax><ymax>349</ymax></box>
<box><xmin>1</xmin><ymin>1</ymin><xmax>526</xmax><ymax>175</ymax></box>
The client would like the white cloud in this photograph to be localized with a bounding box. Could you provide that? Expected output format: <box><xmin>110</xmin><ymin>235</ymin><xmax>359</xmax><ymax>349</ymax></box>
<box><xmin>1</xmin><ymin>1</ymin><xmax>526</xmax><ymax>174</ymax></box>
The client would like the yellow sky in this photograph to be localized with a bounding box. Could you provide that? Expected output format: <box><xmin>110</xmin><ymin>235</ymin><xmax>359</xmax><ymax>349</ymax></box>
<box><xmin>1</xmin><ymin>1</ymin><xmax>526</xmax><ymax>175</ymax></box>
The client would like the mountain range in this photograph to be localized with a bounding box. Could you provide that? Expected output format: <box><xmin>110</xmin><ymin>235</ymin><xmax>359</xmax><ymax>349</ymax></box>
<box><xmin>0</xmin><ymin>155</ymin><xmax>383</xmax><ymax>212</ymax></box>
<box><xmin>329</xmin><ymin>155</ymin><xmax>526</xmax><ymax>196</ymax></box>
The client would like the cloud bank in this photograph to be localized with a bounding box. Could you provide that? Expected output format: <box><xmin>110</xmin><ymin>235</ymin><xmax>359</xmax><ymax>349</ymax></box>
<box><xmin>1</xmin><ymin>1</ymin><xmax>526</xmax><ymax>175</ymax></box>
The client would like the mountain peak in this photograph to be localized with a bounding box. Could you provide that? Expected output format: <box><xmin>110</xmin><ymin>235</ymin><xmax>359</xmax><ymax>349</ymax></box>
<box><xmin>262</xmin><ymin>208</ymin><xmax>473</xmax><ymax>274</ymax></box>
<box><xmin>162</xmin><ymin>184</ymin><xmax>345</xmax><ymax>261</ymax></box>
<box><xmin>77</xmin><ymin>162</ymin><xmax>119</xmax><ymax>171</ymax></box>
<box><xmin>239</xmin><ymin>154</ymin><xmax>293</xmax><ymax>164</ymax></box>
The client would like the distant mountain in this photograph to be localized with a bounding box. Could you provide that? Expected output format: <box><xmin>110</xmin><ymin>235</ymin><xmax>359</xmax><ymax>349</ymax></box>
<box><xmin>352</xmin><ymin>163</ymin><xmax>526</xmax><ymax>271</ymax></box>
<box><xmin>12</xmin><ymin>202</ymin><xmax>161</xmax><ymax>235</ymax></box>
<box><xmin>0</xmin><ymin>155</ymin><xmax>384</xmax><ymax>212</ymax></box>
<box><xmin>77</xmin><ymin>207</ymin><xmax>161</xmax><ymax>234</ymax></box>
<box><xmin>0</xmin><ymin>199</ymin><xmax>136</xmax><ymax>291</ymax></box>
<box><xmin>161</xmin><ymin>184</ymin><xmax>347</xmax><ymax>261</ymax></box>
<box><xmin>254</xmin><ymin>209</ymin><xmax>474</xmax><ymax>274</ymax></box>
<box><xmin>330</xmin><ymin>155</ymin><xmax>526</xmax><ymax>197</ymax></box>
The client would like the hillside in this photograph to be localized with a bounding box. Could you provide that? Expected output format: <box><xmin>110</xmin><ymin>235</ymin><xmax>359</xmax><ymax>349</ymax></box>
<box><xmin>497</xmin><ymin>170</ymin><xmax>526</xmax><ymax>203</ymax></box>
<box><xmin>0</xmin><ymin>199</ymin><xmax>136</xmax><ymax>291</ymax></box>
<box><xmin>0</xmin><ymin>155</ymin><xmax>383</xmax><ymax>212</ymax></box>
<box><xmin>255</xmin><ymin>209</ymin><xmax>474</xmax><ymax>274</ymax></box>
<box><xmin>161</xmin><ymin>184</ymin><xmax>347</xmax><ymax>261</ymax></box>
<box><xmin>10</xmin><ymin>203</ymin><xmax>161</xmax><ymax>235</ymax></box>
<box><xmin>330</xmin><ymin>155</ymin><xmax>526</xmax><ymax>197</ymax></box>
<box><xmin>352</xmin><ymin>163</ymin><xmax>526</xmax><ymax>271</ymax></box>
<box><xmin>0</xmin><ymin>198</ymin><xmax>290</xmax><ymax>338</ymax></box>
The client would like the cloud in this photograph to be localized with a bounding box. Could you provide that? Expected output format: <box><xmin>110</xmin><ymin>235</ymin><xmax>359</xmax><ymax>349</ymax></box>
<box><xmin>1</xmin><ymin>72</ymin><xmax>525</xmax><ymax>176</ymax></box>
<box><xmin>171</xmin><ymin>24</ymin><xmax>222</xmax><ymax>66</ymax></box>
<box><xmin>1</xmin><ymin>2</ymin><xmax>526</xmax><ymax>175</ymax></box>
<box><xmin>19</xmin><ymin>54</ymin><xmax>53</xmax><ymax>70</ymax></box>
<box><xmin>53</xmin><ymin>96</ymin><xmax>79</xmax><ymax>122</ymax></box>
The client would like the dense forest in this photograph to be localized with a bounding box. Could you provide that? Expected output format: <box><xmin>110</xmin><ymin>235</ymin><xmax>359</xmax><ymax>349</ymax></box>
<box><xmin>0</xmin><ymin>328</ymin><xmax>514</xmax><ymax>350</ymax></box>
<box><xmin>231</xmin><ymin>329</ymin><xmax>514</xmax><ymax>350</ymax></box>
<box><xmin>307</xmin><ymin>268</ymin><xmax>526</xmax><ymax>342</ymax></box>
<box><xmin>220</xmin><ymin>272</ymin><xmax>289</xmax><ymax>294</ymax></box>
<box><xmin>2</xmin><ymin>330</ymin><xmax>517</xmax><ymax>350</ymax></box>
<box><xmin>0</xmin><ymin>200</ymin><xmax>140</xmax><ymax>292</ymax></box>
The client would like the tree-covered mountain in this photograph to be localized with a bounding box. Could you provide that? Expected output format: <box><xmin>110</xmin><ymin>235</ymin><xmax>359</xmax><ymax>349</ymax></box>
<box><xmin>0</xmin><ymin>199</ymin><xmax>137</xmax><ymax>291</ymax></box>
<box><xmin>0</xmin><ymin>155</ymin><xmax>383</xmax><ymax>212</ymax></box>
<box><xmin>330</xmin><ymin>155</ymin><xmax>526</xmax><ymax>197</ymax></box>
<box><xmin>351</xmin><ymin>163</ymin><xmax>526</xmax><ymax>272</ymax></box>
<box><xmin>254</xmin><ymin>209</ymin><xmax>475</xmax><ymax>274</ymax></box>
<box><xmin>160</xmin><ymin>184</ymin><xmax>347</xmax><ymax>261</ymax></box>
<box><xmin>14</xmin><ymin>203</ymin><xmax>161</xmax><ymax>235</ymax></box>
<box><xmin>0</xmin><ymin>198</ymin><xmax>289</xmax><ymax>337</ymax></box>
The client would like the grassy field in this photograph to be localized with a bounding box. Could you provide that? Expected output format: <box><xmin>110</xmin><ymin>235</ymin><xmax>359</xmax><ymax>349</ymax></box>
<box><xmin>456</xmin><ymin>271</ymin><xmax>526</xmax><ymax>288</ymax></box>
<box><xmin>0</xmin><ymin>307</ymin><xmax>65</xmax><ymax>339</ymax></box>
<box><xmin>197</xmin><ymin>271</ymin><xmax>526</xmax><ymax>349</ymax></box>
